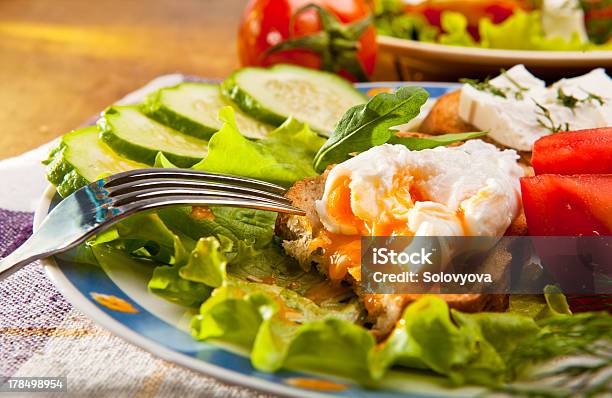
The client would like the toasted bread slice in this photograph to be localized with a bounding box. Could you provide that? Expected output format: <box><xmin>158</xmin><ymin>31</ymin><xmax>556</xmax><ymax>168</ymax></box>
<box><xmin>419</xmin><ymin>91</ymin><xmax>475</xmax><ymax>135</ymax></box>
<box><xmin>276</xmin><ymin>171</ymin><xmax>526</xmax><ymax>339</ymax></box>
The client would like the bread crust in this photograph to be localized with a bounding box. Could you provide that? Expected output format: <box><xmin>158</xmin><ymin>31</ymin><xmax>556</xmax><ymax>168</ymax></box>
<box><xmin>419</xmin><ymin>91</ymin><xmax>475</xmax><ymax>135</ymax></box>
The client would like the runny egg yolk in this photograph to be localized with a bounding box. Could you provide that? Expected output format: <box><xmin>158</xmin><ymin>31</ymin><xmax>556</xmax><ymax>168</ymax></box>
<box><xmin>319</xmin><ymin>173</ymin><xmax>423</xmax><ymax>281</ymax></box>
<box><xmin>326</xmin><ymin>176</ymin><xmax>367</xmax><ymax>235</ymax></box>
<box><xmin>326</xmin><ymin>173</ymin><xmax>422</xmax><ymax>236</ymax></box>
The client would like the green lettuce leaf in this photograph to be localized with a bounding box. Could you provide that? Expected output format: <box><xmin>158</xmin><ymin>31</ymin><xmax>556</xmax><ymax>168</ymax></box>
<box><xmin>371</xmin><ymin>296</ymin><xmax>543</xmax><ymax>386</ymax></box>
<box><xmin>374</xmin><ymin>0</ymin><xmax>439</xmax><ymax>42</ymax></box>
<box><xmin>193</xmin><ymin>107</ymin><xmax>325</xmax><ymax>187</ymax></box>
<box><xmin>479</xmin><ymin>10</ymin><xmax>542</xmax><ymax>50</ymax></box>
<box><xmin>178</xmin><ymin>236</ymin><xmax>231</xmax><ymax>288</ymax></box>
<box><xmin>432</xmin><ymin>10</ymin><xmax>612</xmax><ymax>51</ymax></box>
<box><xmin>438</xmin><ymin>12</ymin><xmax>477</xmax><ymax>47</ymax></box>
<box><xmin>227</xmin><ymin>241</ymin><xmax>338</xmax><ymax>297</ymax></box>
<box><xmin>191</xmin><ymin>279</ymin><xmax>368</xmax><ymax>380</ymax></box>
<box><xmin>157</xmin><ymin>206</ymin><xmax>276</xmax><ymax>248</ymax></box>
<box><xmin>90</xmin><ymin>213</ymin><xmax>191</xmax><ymax>265</ymax></box>
<box><xmin>253</xmin><ymin>317</ymin><xmax>374</xmax><ymax>383</ymax></box>
<box><xmin>191</xmin><ymin>282</ymin><xmax>275</xmax><ymax>348</ymax></box>
<box><xmin>478</xmin><ymin>10</ymin><xmax>610</xmax><ymax>51</ymax></box>
<box><xmin>508</xmin><ymin>285</ymin><xmax>572</xmax><ymax>320</ymax></box>
<box><xmin>148</xmin><ymin>264</ymin><xmax>212</xmax><ymax>307</ymax></box>
<box><xmin>89</xmin><ymin>243</ymin><xmax>211</xmax><ymax>307</ymax></box>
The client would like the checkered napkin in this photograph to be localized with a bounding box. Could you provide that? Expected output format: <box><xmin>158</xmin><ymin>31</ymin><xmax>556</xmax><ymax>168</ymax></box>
<box><xmin>0</xmin><ymin>76</ymin><xmax>273</xmax><ymax>398</ymax></box>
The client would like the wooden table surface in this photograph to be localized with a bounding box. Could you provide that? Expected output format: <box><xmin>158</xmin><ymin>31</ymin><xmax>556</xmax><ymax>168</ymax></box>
<box><xmin>0</xmin><ymin>0</ymin><xmax>248</xmax><ymax>159</ymax></box>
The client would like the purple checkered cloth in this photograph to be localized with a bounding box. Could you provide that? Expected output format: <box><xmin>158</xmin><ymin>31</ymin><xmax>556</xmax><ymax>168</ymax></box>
<box><xmin>0</xmin><ymin>209</ymin><xmax>273</xmax><ymax>397</ymax></box>
<box><xmin>0</xmin><ymin>209</ymin><xmax>72</xmax><ymax>376</ymax></box>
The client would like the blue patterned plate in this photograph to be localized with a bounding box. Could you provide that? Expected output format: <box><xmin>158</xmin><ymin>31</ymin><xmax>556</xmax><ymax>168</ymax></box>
<box><xmin>38</xmin><ymin>82</ymin><xmax>486</xmax><ymax>398</ymax></box>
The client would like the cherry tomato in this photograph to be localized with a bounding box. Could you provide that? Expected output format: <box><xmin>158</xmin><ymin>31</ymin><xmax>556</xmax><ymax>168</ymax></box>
<box><xmin>237</xmin><ymin>0</ymin><xmax>377</xmax><ymax>81</ymax></box>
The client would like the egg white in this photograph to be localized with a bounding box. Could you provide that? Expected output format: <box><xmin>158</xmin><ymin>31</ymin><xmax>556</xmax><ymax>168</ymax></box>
<box><xmin>315</xmin><ymin>140</ymin><xmax>524</xmax><ymax>237</ymax></box>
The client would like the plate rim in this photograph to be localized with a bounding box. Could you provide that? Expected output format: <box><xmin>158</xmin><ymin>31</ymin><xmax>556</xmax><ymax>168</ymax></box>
<box><xmin>377</xmin><ymin>35</ymin><xmax>612</xmax><ymax>63</ymax></box>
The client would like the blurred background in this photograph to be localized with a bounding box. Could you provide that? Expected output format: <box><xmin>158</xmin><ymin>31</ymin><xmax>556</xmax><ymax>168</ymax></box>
<box><xmin>0</xmin><ymin>0</ymin><xmax>609</xmax><ymax>159</ymax></box>
<box><xmin>0</xmin><ymin>0</ymin><xmax>248</xmax><ymax>159</ymax></box>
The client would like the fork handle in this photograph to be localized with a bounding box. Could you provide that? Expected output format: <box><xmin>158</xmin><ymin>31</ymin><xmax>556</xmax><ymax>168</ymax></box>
<box><xmin>0</xmin><ymin>237</ymin><xmax>46</xmax><ymax>280</ymax></box>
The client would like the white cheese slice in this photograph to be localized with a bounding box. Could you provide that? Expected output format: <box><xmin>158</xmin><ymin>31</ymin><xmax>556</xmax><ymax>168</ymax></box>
<box><xmin>542</xmin><ymin>0</ymin><xmax>588</xmax><ymax>43</ymax></box>
<box><xmin>458</xmin><ymin>65</ymin><xmax>612</xmax><ymax>151</ymax></box>
<box><xmin>488</xmin><ymin>64</ymin><xmax>546</xmax><ymax>92</ymax></box>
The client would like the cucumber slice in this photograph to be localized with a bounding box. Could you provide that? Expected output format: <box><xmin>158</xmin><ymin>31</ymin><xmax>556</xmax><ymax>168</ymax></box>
<box><xmin>220</xmin><ymin>65</ymin><xmax>366</xmax><ymax>136</ymax></box>
<box><xmin>45</xmin><ymin>126</ymin><xmax>147</xmax><ymax>197</ymax></box>
<box><xmin>142</xmin><ymin>83</ymin><xmax>273</xmax><ymax>140</ymax></box>
<box><xmin>98</xmin><ymin>106</ymin><xmax>207</xmax><ymax>168</ymax></box>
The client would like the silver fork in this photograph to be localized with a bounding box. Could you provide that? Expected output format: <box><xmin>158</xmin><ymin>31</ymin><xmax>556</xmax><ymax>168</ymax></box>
<box><xmin>0</xmin><ymin>168</ymin><xmax>304</xmax><ymax>280</ymax></box>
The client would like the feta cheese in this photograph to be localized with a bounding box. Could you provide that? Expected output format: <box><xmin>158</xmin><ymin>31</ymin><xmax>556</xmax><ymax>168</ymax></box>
<box><xmin>459</xmin><ymin>65</ymin><xmax>612</xmax><ymax>151</ymax></box>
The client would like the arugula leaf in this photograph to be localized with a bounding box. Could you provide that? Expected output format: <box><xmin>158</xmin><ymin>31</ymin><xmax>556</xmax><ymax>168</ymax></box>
<box><xmin>193</xmin><ymin>107</ymin><xmax>324</xmax><ymax>187</ymax></box>
<box><xmin>313</xmin><ymin>86</ymin><xmax>429</xmax><ymax>172</ymax></box>
<box><xmin>389</xmin><ymin>131</ymin><xmax>488</xmax><ymax>150</ymax></box>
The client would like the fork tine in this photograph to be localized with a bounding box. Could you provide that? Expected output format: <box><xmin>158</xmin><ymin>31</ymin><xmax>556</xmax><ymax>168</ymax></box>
<box><xmin>110</xmin><ymin>187</ymin><xmax>292</xmax><ymax>208</ymax></box>
<box><xmin>106</xmin><ymin>178</ymin><xmax>291</xmax><ymax>204</ymax></box>
<box><xmin>118</xmin><ymin>195</ymin><xmax>305</xmax><ymax>215</ymax></box>
<box><xmin>103</xmin><ymin>168</ymin><xmax>287</xmax><ymax>194</ymax></box>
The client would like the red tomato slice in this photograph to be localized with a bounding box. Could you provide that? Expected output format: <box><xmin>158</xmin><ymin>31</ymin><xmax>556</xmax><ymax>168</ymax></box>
<box><xmin>520</xmin><ymin>174</ymin><xmax>612</xmax><ymax>236</ymax></box>
<box><xmin>532</xmin><ymin>127</ymin><xmax>612</xmax><ymax>175</ymax></box>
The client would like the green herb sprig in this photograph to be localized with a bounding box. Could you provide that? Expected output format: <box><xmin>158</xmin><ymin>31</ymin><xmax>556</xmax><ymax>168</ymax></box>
<box><xmin>557</xmin><ymin>88</ymin><xmax>606</xmax><ymax>112</ymax></box>
<box><xmin>461</xmin><ymin>70</ymin><xmax>530</xmax><ymax>100</ymax></box>
<box><xmin>460</xmin><ymin>77</ymin><xmax>508</xmax><ymax>98</ymax></box>
<box><xmin>496</xmin><ymin>312</ymin><xmax>612</xmax><ymax>398</ymax></box>
<box><xmin>534</xmin><ymin>101</ymin><xmax>570</xmax><ymax>133</ymax></box>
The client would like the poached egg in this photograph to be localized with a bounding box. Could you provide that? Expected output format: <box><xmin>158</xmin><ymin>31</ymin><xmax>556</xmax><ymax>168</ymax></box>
<box><xmin>313</xmin><ymin>140</ymin><xmax>524</xmax><ymax>280</ymax></box>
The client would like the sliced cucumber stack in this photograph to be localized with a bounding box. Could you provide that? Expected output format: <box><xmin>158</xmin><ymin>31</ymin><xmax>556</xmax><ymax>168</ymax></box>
<box><xmin>142</xmin><ymin>83</ymin><xmax>273</xmax><ymax>140</ymax></box>
<box><xmin>98</xmin><ymin>106</ymin><xmax>207</xmax><ymax>168</ymax></box>
<box><xmin>221</xmin><ymin>65</ymin><xmax>366</xmax><ymax>136</ymax></box>
<box><xmin>45</xmin><ymin>126</ymin><xmax>147</xmax><ymax>197</ymax></box>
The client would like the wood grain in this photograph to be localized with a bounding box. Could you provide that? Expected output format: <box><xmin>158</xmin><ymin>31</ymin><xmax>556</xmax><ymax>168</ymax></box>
<box><xmin>0</xmin><ymin>0</ymin><xmax>248</xmax><ymax>159</ymax></box>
